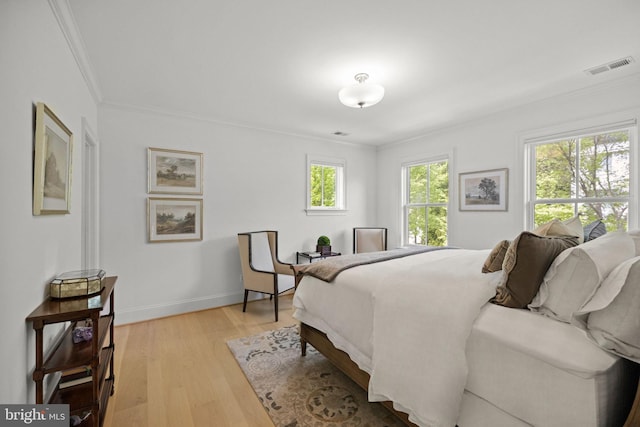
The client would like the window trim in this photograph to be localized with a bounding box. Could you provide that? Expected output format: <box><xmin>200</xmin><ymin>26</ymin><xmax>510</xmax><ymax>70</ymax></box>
<box><xmin>521</xmin><ymin>116</ymin><xmax>638</xmax><ymax>230</ymax></box>
<box><xmin>305</xmin><ymin>155</ymin><xmax>347</xmax><ymax>215</ymax></box>
<box><xmin>401</xmin><ymin>153</ymin><xmax>451</xmax><ymax>246</ymax></box>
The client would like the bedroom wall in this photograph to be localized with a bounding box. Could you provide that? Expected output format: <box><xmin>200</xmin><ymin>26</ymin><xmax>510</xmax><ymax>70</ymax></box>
<box><xmin>98</xmin><ymin>105</ymin><xmax>377</xmax><ymax>324</ymax></box>
<box><xmin>377</xmin><ymin>74</ymin><xmax>640</xmax><ymax>250</ymax></box>
<box><xmin>0</xmin><ymin>2</ymin><xmax>99</xmax><ymax>404</ymax></box>
<box><xmin>3</xmin><ymin>1</ymin><xmax>638</xmax><ymax>409</ymax></box>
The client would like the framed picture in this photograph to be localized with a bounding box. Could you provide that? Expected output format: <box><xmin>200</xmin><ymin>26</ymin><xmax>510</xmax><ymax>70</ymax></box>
<box><xmin>459</xmin><ymin>168</ymin><xmax>508</xmax><ymax>211</ymax></box>
<box><xmin>33</xmin><ymin>103</ymin><xmax>74</xmax><ymax>215</ymax></box>
<box><xmin>147</xmin><ymin>197</ymin><xmax>203</xmax><ymax>242</ymax></box>
<box><xmin>148</xmin><ymin>147</ymin><xmax>203</xmax><ymax>195</ymax></box>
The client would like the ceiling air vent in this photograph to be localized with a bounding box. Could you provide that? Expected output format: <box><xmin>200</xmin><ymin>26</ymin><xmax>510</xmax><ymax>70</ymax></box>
<box><xmin>609</xmin><ymin>57</ymin><xmax>634</xmax><ymax>70</ymax></box>
<box><xmin>585</xmin><ymin>56</ymin><xmax>635</xmax><ymax>76</ymax></box>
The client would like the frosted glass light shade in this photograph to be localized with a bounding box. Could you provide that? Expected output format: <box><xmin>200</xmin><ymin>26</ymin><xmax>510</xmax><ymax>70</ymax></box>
<box><xmin>338</xmin><ymin>73</ymin><xmax>385</xmax><ymax>108</ymax></box>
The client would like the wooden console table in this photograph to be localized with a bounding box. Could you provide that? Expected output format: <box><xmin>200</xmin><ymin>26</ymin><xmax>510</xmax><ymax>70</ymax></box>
<box><xmin>26</xmin><ymin>276</ymin><xmax>117</xmax><ymax>427</ymax></box>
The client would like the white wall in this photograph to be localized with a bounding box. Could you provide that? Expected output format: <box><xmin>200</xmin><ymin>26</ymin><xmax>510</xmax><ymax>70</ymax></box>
<box><xmin>4</xmin><ymin>0</ymin><xmax>639</xmax><ymax>409</ymax></box>
<box><xmin>0</xmin><ymin>1</ymin><xmax>98</xmax><ymax>404</ymax></box>
<box><xmin>99</xmin><ymin>105</ymin><xmax>377</xmax><ymax>324</ymax></box>
<box><xmin>377</xmin><ymin>74</ymin><xmax>640</xmax><ymax>250</ymax></box>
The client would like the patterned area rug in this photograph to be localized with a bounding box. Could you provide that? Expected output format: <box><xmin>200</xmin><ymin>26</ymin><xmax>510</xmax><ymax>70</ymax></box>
<box><xmin>227</xmin><ymin>325</ymin><xmax>400</xmax><ymax>427</ymax></box>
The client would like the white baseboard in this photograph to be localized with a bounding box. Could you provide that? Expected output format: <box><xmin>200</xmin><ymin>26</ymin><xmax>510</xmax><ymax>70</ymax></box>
<box><xmin>116</xmin><ymin>291</ymin><xmax>245</xmax><ymax>325</ymax></box>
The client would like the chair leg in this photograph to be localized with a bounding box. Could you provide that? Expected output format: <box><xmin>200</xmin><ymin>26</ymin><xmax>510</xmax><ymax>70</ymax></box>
<box><xmin>242</xmin><ymin>289</ymin><xmax>249</xmax><ymax>313</ymax></box>
<box><xmin>274</xmin><ymin>293</ymin><xmax>279</xmax><ymax>322</ymax></box>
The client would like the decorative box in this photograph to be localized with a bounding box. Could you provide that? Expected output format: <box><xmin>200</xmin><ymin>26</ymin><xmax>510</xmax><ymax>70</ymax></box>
<box><xmin>49</xmin><ymin>269</ymin><xmax>106</xmax><ymax>299</ymax></box>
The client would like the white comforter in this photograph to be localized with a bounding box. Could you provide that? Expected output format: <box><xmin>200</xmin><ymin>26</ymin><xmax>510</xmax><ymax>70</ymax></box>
<box><xmin>293</xmin><ymin>248</ymin><xmax>501</xmax><ymax>427</ymax></box>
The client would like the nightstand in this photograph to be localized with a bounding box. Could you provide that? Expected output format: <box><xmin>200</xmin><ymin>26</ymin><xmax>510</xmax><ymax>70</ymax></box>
<box><xmin>296</xmin><ymin>251</ymin><xmax>341</xmax><ymax>263</ymax></box>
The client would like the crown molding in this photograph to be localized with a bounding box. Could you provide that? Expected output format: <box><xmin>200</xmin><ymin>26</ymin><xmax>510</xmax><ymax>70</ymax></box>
<box><xmin>379</xmin><ymin>71</ymin><xmax>640</xmax><ymax>151</ymax></box>
<box><xmin>101</xmin><ymin>101</ymin><xmax>376</xmax><ymax>150</ymax></box>
<box><xmin>48</xmin><ymin>0</ymin><xmax>103</xmax><ymax>103</ymax></box>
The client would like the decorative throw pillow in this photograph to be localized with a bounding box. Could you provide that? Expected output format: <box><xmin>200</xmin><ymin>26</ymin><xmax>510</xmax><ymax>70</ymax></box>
<box><xmin>482</xmin><ymin>240</ymin><xmax>510</xmax><ymax>273</ymax></box>
<box><xmin>562</xmin><ymin>215</ymin><xmax>584</xmax><ymax>244</ymax></box>
<box><xmin>583</xmin><ymin>219</ymin><xmax>606</xmax><ymax>242</ymax></box>
<box><xmin>492</xmin><ymin>232</ymin><xmax>578</xmax><ymax>308</ymax></box>
<box><xmin>533</xmin><ymin>216</ymin><xmax>583</xmax><ymax>243</ymax></box>
<box><xmin>573</xmin><ymin>257</ymin><xmax>640</xmax><ymax>363</ymax></box>
<box><xmin>529</xmin><ymin>231</ymin><xmax>636</xmax><ymax>322</ymax></box>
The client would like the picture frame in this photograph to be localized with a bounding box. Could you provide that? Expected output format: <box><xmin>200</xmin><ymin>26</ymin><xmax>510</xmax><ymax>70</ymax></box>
<box><xmin>33</xmin><ymin>103</ymin><xmax>74</xmax><ymax>215</ymax></box>
<box><xmin>459</xmin><ymin>168</ymin><xmax>508</xmax><ymax>211</ymax></box>
<box><xmin>147</xmin><ymin>197</ymin><xmax>203</xmax><ymax>242</ymax></box>
<box><xmin>148</xmin><ymin>147</ymin><xmax>203</xmax><ymax>195</ymax></box>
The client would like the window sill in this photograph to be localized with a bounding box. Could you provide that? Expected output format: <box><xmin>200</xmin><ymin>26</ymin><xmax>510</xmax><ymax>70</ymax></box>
<box><xmin>305</xmin><ymin>209</ymin><xmax>347</xmax><ymax>216</ymax></box>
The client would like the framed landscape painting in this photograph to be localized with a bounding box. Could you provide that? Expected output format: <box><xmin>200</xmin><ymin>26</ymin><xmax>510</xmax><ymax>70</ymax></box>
<box><xmin>459</xmin><ymin>168</ymin><xmax>508</xmax><ymax>211</ymax></box>
<box><xmin>33</xmin><ymin>102</ymin><xmax>73</xmax><ymax>215</ymax></box>
<box><xmin>148</xmin><ymin>147</ymin><xmax>203</xmax><ymax>195</ymax></box>
<box><xmin>148</xmin><ymin>197</ymin><xmax>203</xmax><ymax>242</ymax></box>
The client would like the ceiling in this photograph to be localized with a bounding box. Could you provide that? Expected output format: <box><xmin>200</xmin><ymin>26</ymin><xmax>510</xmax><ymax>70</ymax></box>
<box><xmin>67</xmin><ymin>0</ymin><xmax>640</xmax><ymax>146</ymax></box>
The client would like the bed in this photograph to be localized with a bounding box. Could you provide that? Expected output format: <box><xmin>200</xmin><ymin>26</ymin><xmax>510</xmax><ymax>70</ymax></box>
<box><xmin>292</xmin><ymin>226</ymin><xmax>640</xmax><ymax>427</ymax></box>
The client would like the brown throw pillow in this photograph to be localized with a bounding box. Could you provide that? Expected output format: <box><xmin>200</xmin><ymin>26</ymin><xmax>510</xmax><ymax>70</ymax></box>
<box><xmin>492</xmin><ymin>232</ymin><xmax>578</xmax><ymax>308</ymax></box>
<box><xmin>482</xmin><ymin>240</ymin><xmax>510</xmax><ymax>273</ymax></box>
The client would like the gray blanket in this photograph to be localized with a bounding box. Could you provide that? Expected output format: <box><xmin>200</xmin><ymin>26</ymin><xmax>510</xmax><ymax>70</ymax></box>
<box><xmin>293</xmin><ymin>246</ymin><xmax>452</xmax><ymax>283</ymax></box>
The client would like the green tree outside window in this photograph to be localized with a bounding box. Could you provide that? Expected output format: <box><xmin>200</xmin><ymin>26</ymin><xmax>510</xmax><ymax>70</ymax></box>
<box><xmin>533</xmin><ymin>130</ymin><xmax>630</xmax><ymax>231</ymax></box>
<box><xmin>406</xmin><ymin>160</ymin><xmax>448</xmax><ymax>246</ymax></box>
<box><xmin>310</xmin><ymin>164</ymin><xmax>337</xmax><ymax>208</ymax></box>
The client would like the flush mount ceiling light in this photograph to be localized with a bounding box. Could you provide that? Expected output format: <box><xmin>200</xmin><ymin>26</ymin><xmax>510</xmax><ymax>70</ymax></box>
<box><xmin>338</xmin><ymin>73</ymin><xmax>385</xmax><ymax>108</ymax></box>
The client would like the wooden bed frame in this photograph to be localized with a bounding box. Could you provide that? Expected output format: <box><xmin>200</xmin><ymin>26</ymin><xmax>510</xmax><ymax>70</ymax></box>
<box><xmin>299</xmin><ymin>322</ymin><xmax>640</xmax><ymax>427</ymax></box>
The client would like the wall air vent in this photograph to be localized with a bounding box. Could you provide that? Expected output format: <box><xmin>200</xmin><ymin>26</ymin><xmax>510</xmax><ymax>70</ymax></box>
<box><xmin>585</xmin><ymin>56</ymin><xmax>634</xmax><ymax>76</ymax></box>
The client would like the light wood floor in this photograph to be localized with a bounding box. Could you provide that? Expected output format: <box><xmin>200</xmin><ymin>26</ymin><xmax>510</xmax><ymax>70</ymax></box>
<box><xmin>102</xmin><ymin>295</ymin><xmax>297</xmax><ymax>427</ymax></box>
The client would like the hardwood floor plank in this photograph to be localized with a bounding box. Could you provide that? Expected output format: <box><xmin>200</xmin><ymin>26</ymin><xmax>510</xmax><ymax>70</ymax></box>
<box><xmin>103</xmin><ymin>296</ymin><xmax>296</xmax><ymax>426</ymax></box>
<box><xmin>146</xmin><ymin>357</ymin><xmax>167</xmax><ymax>427</ymax></box>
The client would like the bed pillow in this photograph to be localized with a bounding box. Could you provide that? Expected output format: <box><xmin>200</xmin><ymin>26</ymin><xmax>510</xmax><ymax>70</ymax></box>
<box><xmin>533</xmin><ymin>216</ymin><xmax>583</xmax><ymax>243</ymax></box>
<box><xmin>628</xmin><ymin>229</ymin><xmax>640</xmax><ymax>255</ymax></box>
<box><xmin>482</xmin><ymin>240</ymin><xmax>510</xmax><ymax>273</ymax></box>
<box><xmin>583</xmin><ymin>219</ymin><xmax>606</xmax><ymax>242</ymax></box>
<box><xmin>562</xmin><ymin>215</ymin><xmax>584</xmax><ymax>243</ymax></box>
<box><xmin>529</xmin><ymin>231</ymin><xmax>636</xmax><ymax>322</ymax></box>
<box><xmin>573</xmin><ymin>257</ymin><xmax>640</xmax><ymax>363</ymax></box>
<box><xmin>491</xmin><ymin>232</ymin><xmax>578</xmax><ymax>308</ymax></box>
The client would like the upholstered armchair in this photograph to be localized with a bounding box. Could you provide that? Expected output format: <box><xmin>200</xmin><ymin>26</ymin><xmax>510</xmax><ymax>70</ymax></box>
<box><xmin>353</xmin><ymin>227</ymin><xmax>388</xmax><ymax>254</ymax></box>
<box><xmin>237</xmin><ymin>230</ymin><xmax>295</xmax><ymax>321</ymax></box>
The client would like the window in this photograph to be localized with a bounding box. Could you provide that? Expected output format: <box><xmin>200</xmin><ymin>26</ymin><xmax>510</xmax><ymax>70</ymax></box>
<box><xmin>402</xmin><ymin>158</ymin><xmax>449</xmax><ymax>246</ymax></box>
<box><xmin>526</xmin><ymin>123</ymin><xmax>636</xmax><ymax>231</ymax></box>
<box><xmin>306</xmin><ymin>156</ymin><xmax>345</xmax><ymax>213</ymax></box>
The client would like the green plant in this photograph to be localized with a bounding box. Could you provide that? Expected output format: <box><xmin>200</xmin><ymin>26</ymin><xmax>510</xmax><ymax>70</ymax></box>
<box><xmin>317</xmin><ymin>235</ymin><xmax>331</xmax><ymax>246</ymax></box>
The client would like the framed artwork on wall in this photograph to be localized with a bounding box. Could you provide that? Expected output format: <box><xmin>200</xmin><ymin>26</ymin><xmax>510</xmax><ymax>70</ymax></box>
<box><xmin>148</xmin><ymin>147</ymin><xmax>203</xmax><ymax>195</ymax></box>
<box><xmin>459</xmin><ymin>168</ymin><xmax>508</xmax><ymax>211</ymax></box>
<box><xmin>33</xmin><ymin>102</ymin><xmax>74</xmax><ymax>215</ymax></box>
<box><xmin>147</xmin><ymin>197</ymin><xmax>203</xmax><ymax>242</ymax></box>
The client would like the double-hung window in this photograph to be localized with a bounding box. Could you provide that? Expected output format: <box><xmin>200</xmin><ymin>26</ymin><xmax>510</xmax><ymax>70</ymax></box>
<box><xmin>306</xmin><ymin>155</ymin><xmax>345</xmax><ymax>213</ymax></box>
<box><xmin>525</xmin><ymin>121</ymin><xmax>636</xmax><ymax>231</ymax></box>
<box><xmin>402</xmin><ymin>157</ymin><xmax>449</xmax><ymax>246</ymax></box>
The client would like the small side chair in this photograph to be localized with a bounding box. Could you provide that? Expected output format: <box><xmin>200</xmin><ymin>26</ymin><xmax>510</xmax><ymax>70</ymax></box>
<box><xmin>353</xmin><ymin>227</ymin><xmax>388</xmax><ymax>254</ymax></box>
<box><xmin>237</xmin><ymin>230</ymin><xmax>295</xmax><ymax>321</ymax></box>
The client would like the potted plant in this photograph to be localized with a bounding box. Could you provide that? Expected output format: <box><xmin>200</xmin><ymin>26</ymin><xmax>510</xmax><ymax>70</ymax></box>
<box><xmin>316</xmin><ymin>235</ymin><xmax>331</xmax><ymax>255</ymax></box>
